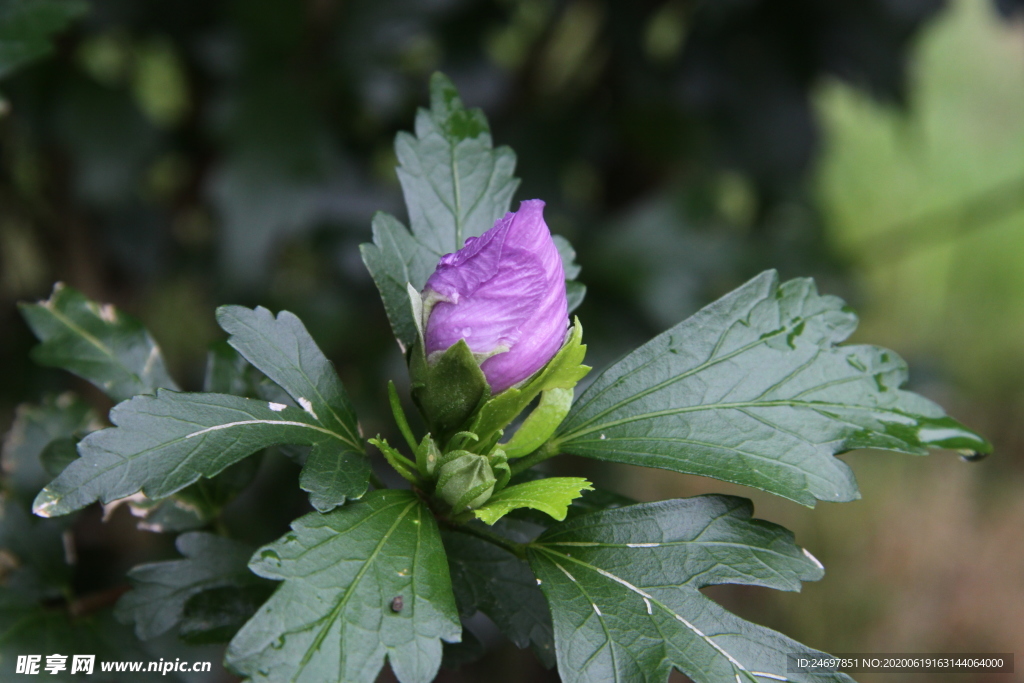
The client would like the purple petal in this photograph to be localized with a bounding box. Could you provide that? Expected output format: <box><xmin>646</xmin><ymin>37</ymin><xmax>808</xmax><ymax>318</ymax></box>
<box><xmin>423</xmin><ymin>199</ymin><xmax>568</xmax><ymax>392</ymax></box>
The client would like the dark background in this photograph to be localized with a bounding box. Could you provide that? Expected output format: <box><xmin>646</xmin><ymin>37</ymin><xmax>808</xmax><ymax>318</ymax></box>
<box><xmin>2</xmin><ymin>1</ymin><xmax>1022</xmax><ymax>681</ymax></box>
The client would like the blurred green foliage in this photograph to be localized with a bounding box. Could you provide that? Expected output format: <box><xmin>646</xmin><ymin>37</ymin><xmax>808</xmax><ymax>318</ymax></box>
<box><xmin>2</xmin><ymin>0</ymin><xmax>1022</xmax><ymax>681</ymax></box>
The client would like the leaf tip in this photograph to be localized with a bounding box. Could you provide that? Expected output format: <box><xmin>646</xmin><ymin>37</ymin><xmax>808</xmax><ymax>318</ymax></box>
<box><xmin>802</xmin><ymin>547</ymin><xmax>824</xmax><ymax>573</ymax></box>
<box><xmin>31</xmin><ymin>487</ymin><xmax>61</xmax><ymax>518</ymax></box>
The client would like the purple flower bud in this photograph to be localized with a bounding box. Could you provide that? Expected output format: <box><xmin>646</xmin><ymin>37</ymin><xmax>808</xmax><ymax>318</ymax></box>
<box><xmin>422</xmin><ymin>199</ymin><xmax>568</xmax><ymax>393</ymax></box>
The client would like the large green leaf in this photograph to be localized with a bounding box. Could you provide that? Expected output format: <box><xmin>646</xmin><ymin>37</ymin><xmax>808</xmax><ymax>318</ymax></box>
<box><xmin>225</xmin><ymin>490</ymin><xmax>461</xmax><ymax>683</ymax></box>
<box><xmin>360</xmin><ymin>73</ymin><xmax>583</xmax><ymax>349</ymax></box>
<box><xmin>32</xmin><ymin>391</ymin><xmax>366</xmax><ymax>518</ymax></box>
<box><xmin>442</xmin><ymin>522</ymin><xmax>556</xmax><ymax>668</ymax></box>
<box><xmin>116</xmin><ymin>532</ymin><xmax>271</xmax><ymax>641</ymax></box>
<box><xmin>19</xmin><ymin>283</ymin><xmax>179</xmax><ymax>403</ymax></box>
<box><xmin>554</xmin><ymin>270</ymin><xmax>991</xmax><ymax>506</ymax></box>
<box><xmin>0</xmin><ymin>0</ymin><xmax>87</xmax><ymax>80</ymax></box>
<box><xmin>528</xmin><ymin>496</ymin><xmax>853</xmax><ymax>683</ymax></box>
<box><xmin>216</xmin><ymin>305</ymin><xmax>366</xmax><ymax>511</ymax></box>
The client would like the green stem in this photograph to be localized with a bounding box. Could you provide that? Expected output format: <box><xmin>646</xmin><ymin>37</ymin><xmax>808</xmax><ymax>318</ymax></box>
<box><xmin>369</xmin><ymin>437</ymin><xmax>421</xmax><ymax>485</ymax></box>
<box><xmin>508</xmin><ymin>439</ymin><xmax>560</xmax><ymax>477</ymax></box>
<box><xmin>388</xmin><ymin>381</ymin><xmax>419</xmax><ymax>452</ymax></box>
<box><xmin>453</xmin><ymin>521</ymin><xmax>526</xmax><ymax>559</ymax></box>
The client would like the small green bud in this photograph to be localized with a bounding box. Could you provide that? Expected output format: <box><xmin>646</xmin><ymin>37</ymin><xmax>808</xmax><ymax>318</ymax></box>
<box><xmin>415</xmin><ymin>434</ymin><xmax>442</xmax><ymax>478</ymax></box>
<box><xmin>435</xmin><ymin>451</ymin><xmax>496</xmax><ymax>512</ymax></box>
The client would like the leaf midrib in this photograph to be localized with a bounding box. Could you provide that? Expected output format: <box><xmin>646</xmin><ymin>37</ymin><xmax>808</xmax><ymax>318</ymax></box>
<box><xmin>42</xmin><ymin>405</ymin><xmax>345</xmax><ymax>511</ymax></box>
<box><xmin>295</xmin><ymin>498</ymin><xmax>418</xmax><ymax>678</ymax></box>
<box><xmin>557</xmin><ymin>398</ymin><xmax>917</xmax><ymax>445</ymax></box>
<box><xmin>535</xmin><ymin>546</ymin><xmax>759</xmax><ymax>683</ymax></box>
<box><xmin>35</xmin><ymin>302</ymin><xmax>146</xmax><ymax>388</ymax></box>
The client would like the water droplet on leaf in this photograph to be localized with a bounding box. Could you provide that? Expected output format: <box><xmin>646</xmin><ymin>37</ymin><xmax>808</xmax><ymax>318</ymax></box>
<box><xmin>959</xmin><ymin>449</ymin><xmax>989</xmax><ymax>462</ymax></box>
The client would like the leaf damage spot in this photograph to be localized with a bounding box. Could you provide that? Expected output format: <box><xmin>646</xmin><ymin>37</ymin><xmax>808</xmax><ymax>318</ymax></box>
<box><xmin>102</xmin><ymin>491</ymin><xmax>149</xmax><ymax>522</ymax></box>
<box><xmin>99</xmin><ymin>303</ymin><xmax>117</xmax><ymax>323</ymax></box>
<box><xmin>802</xmin><ymin>548</ymin><xmax>824</xmax><ymax>571</ymax></box>
<box><xmin>268</xmin><ymin>402</ymin><xmax>287</xmax><ymax>412</ymax></box>
<box><xmin>298</xmin><ymin>397</ymin><xmax>318</xmax><ymax>420</ymax></box>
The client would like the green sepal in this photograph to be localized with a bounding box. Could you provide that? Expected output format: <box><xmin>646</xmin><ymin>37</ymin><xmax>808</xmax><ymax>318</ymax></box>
<box><xmin>469</xmin><ymin>319</ymin><xmax>589</xmax><ymax>454</ymax></box>
<box><xmin>369</xmin><ymin>437</ymin><xmax>421</xmax><ymax>485</ymax></box>
<box><xmin>489</xmin><ymin>449</ymin><xmax>511</xmax><ymax>493</ymax></box>
<box><xmin>502</xmin><ymin>387</ymin><xmax>574</xmax><ymax>459</ymax></box>
<box><xmin>435</xmin><ymin>452</ymin><xmax>496</xmax><ymax>512</ymax></box>
<box><xmin>468</xmin><ymin>477</ymin><xmax>593</xmax><ymax>525</ymax></box>
<box><xmin>415</xmin><ymin>434</ymin><xmax>442</xmax><ymax>479</ymax></box>
<box><xmin>410</xmin><ymin>338</ymin><xmax>490</xmax><ymax>446</ymax></box>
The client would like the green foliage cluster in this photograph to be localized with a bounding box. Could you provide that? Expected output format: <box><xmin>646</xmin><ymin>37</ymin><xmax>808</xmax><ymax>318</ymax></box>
<box><xmin>1</xmin><ymin>74</ymin><xmax>990</xmax><ymax>683</ymax></box>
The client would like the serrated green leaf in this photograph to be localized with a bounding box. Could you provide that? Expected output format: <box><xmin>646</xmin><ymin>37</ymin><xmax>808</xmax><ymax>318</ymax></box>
<box><xmin>562</xmin><ymin>487</ymin><xmax>635</xmax><ymax>520</ymax></box>
<box><xmin>19</xmin><ymin>283</ymin><xmax>179</xmax><ymax>403</ymax></box>
<box><xmin>359</xmin><ymin>212</ymin><xmax>440</xmax><ymax>351</ymax></box>
<box><xmin>116</xmin><ymin>532</ymin><xmax>271</xmax><ymax>641</ymax></box>
<box><xmin>32</xmin><ymin>391</ymin><xmax>367</xmax><ymax>518</ymax></box>
<box><xmin>39</xmin><ymin>437</ymin><xmax>79</xmax><ymax>478</ymax></box>
<box><xmin>203</xmin><ymin>340</ymin><xmax>259</xmax><ymax>396</ymax></box>
<box><xmin>216</xmin><ymin>305</ymin><xmax>366</xmax><ymax>511</ymax></box>
<box><xmin>528</xmin><ymin>496</ymin><xmax>853</xmax><ymax>683</ymax></box>
<box><xmin>178</xmin><ymin>584</ymin><xmax>272</xmax><ymax>645</ymax></box>
<box><xmin>0</xmin><ymin>0</ymin><xmax>87</xmax><ymax>80</ymax></box>
<box><xmin>442</xmin><ymin>524</ymin><xmax>555</xmax><ymax>667</ymax></box>
<box><xmin>555</xmin><ymin>270</ymin><xmax>991</xmax><ymax>506</ymax></box>
<box><xmin>361</xmin><ymin>73</ymin><xmax>585</xmax><ymax>349</ymax></box>
<box><xmin>473</xmin><ymin>477</ymin><xmax>593</xmax><ymax>525</ymax></box>
<box><xmin>554</xmin><ymin>235</ymin><xmax>587</xmax><ymax>315</ymax></box>
<box><xmin>226</xmin><ymin>490</ymin><xmax>461</xmax><ymax>683</ymax></box>
<box><xmin>1</xmin><ymin>394</ymin><xmax>97</xmax><ymax>506</ymax></box>
<box><xmin>565</xmin><ymin>281</ymin><xmax>587</xmax><ymax>316</ymax></box>
<box><xmin>396</xmin><ymin>72</ymin><xmax>519</xmax><ymax>269</ymax></box>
